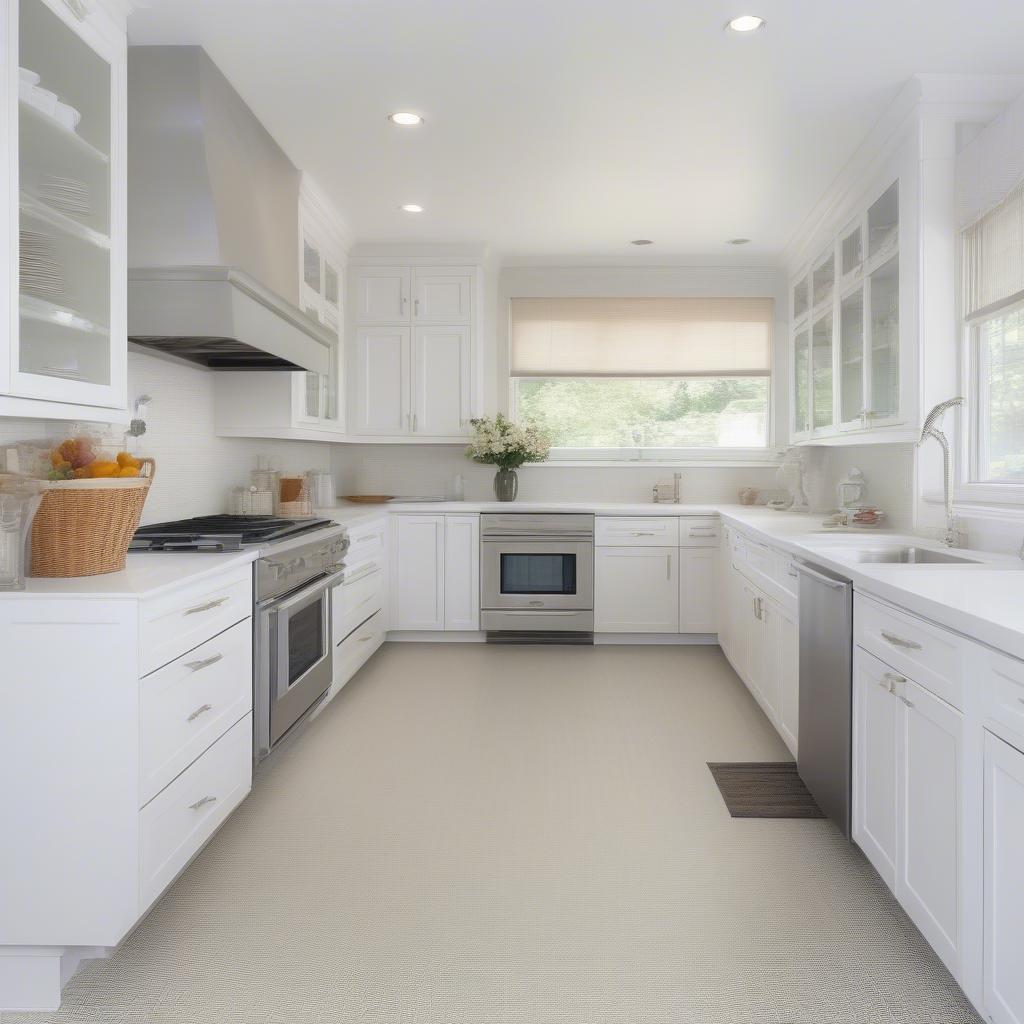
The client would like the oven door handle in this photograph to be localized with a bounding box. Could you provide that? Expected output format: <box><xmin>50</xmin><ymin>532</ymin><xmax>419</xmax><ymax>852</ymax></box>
<box><xmin>266</xmin><ymin>568</ymin><xmax>346</xmax><ymax>614</ymax></box>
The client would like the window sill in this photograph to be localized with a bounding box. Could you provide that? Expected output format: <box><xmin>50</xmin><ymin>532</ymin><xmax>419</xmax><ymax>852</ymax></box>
<box><xmin>537</xmin><ymin>449</ymin><xmax>782</xmax><ymax>468</ymax></box>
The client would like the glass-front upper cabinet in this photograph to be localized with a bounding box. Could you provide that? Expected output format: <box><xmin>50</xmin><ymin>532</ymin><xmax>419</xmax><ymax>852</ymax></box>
<box><xmin>868</xmin><ymin>256</ymin><xmax>899</xmax><ymax>422</ymax></box>
<box><xmin>792</xmin><ymin>326</ymin><xmax>810</xmax><ymax>438</ymax></box>
<box><xmin>839</xmin><ymin>287</ymin><xmax>865</xmax><ymax>428</ymax></box>
<box><xmin>811</xmin><ymin>311</ymin><xmax>834</xmax><ymax>432</ymax></box>
<box><xmin>6</xmin><ymin>0</ymin><xmax>127</xmax><ymax>414</ymax></box>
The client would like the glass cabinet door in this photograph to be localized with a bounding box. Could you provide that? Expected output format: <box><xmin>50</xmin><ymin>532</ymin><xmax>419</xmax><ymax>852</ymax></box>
<box><xmin>793</xmin><ymin>274</ymin><xmax>809</xmax><ymax>322</ymax></box>
<box><xmin>868</xmin><ymin>256</ymin><xmax>899</xmax><ymax>421</ymax></box>
<box><xmin>812</xmin><ymin>312</ymin><xmax>834</xmax><ymax>432</ymax></box>
<box><xmin>16</xmin><ymin>0</ymin><xmax>119</xmax><ymax>405</ymax></box>
<box><xmin>868</xmin><ymin>182</ymin><xmax>898</xmax><ymax>261</ymax></box>
<box><xmin>793</xmin><ymin>327</ymin><xmax>810</xmax><ymax>436</ymax></box>
<box><xmin>812</xmin><ymin>251</ymin><xmax>834</xmax><ymax>310</ymax></box>
<box><xmin>840</xmin><ymin>288</ymin><xmax>865</xmax><ymax>428</ymax></box>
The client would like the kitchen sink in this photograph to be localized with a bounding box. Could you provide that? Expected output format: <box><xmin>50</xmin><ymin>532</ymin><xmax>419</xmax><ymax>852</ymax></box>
<box><xmin>853</xmin><ymin>546</ymin><xmax>981</xmax><ymax>565</ymax></box>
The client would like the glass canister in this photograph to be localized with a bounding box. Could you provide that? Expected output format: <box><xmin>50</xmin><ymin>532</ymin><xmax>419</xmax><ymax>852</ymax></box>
<box><xmin>0</xmin><ymin>481</ymin><xmax>43</xmax><ymax>591</ymax></box>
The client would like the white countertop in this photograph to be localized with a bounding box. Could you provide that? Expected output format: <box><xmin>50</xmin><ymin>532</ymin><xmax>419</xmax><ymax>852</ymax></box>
<box><xmin>1</xmin><ymin>548</ymin><xmax>259</xmax><ymax>600</ymax></box>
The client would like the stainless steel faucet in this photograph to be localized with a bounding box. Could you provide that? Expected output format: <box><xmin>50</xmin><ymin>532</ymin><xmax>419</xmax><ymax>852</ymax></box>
<box><xmin>916</xmin><ymin>397</ymin><xmax>964</xmax><ymax>547</ymax></box>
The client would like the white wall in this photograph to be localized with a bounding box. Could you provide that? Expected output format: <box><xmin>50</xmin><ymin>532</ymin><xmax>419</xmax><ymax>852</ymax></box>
<box><xmin>0</xmin><ymin>351</ymin><xmax>334</xmax><ymax>525</ymax></box>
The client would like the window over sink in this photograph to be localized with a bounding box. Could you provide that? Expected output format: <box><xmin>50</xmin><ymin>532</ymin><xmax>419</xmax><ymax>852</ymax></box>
<box><xmin>508</xmin><ymin>296</ymin><xmax>773</xmax><ymax>458</ymax></box>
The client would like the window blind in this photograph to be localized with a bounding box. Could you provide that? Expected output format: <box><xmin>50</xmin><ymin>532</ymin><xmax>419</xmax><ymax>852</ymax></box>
<box><xmin>509</xmin><ymin>297</ymin><xmax>773</xmax><ymax>377</ymax></box>
<box><xmin>962</xmin><ymin>178</ymin><xmax>1024</xmax><ymax>319</ymax></box>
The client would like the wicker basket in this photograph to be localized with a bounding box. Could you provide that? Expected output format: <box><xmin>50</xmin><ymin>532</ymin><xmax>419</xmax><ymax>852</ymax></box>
<box><xmin>30</xmin><ymin>458</ymin><xmax>155</xmax><ymax>578</ymax></box>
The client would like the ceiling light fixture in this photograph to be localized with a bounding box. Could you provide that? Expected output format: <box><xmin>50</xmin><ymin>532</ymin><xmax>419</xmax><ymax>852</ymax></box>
<box><xmin>631</xmin><ymin>239</ymin><xmax>654</xmax><ymax>246</ymax></box>
<box><xmin>726</xmin><ymin>238</ymin><xmax>751</xmax><ymax>245</ymax></box>
<box><xmin>388</xmin><ymin>111</ymin><xmax>423</xmax><ymax>126</ymax></box>
<box><xmin>401</xmin><ymin>204</ymin><xmax>424</xmax><ymax>213</ymax></box>
<box><xmin>725</xmin><ymin>14</ymin><xmax>765</xmax><ymax>32</ymax></box>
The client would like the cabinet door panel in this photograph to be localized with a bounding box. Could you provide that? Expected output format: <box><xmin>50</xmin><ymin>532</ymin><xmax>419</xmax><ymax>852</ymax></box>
<box><xmin>444</xmin><ymin>516</ymin><xmax>480</xmax><ymax>631</ymax></box>
<box><xmin>411</xmin><ymin>326</ymin><xmax>471</xmax><ymax>436</ymax></box>
<box><xmin>898</xmin><ymin>678</ymin><xmax>962</xmax><ymax>976</ymax></box>
<box><xmin>984</xmin><ymin>731</ymin><xmax>1024</xmax><ymax>1024</ymax></box>
<box><xmin>352</xmin><ymin>327</ymin><xmax>409</xmax><ymax>435</ymax></box>
<box><xmin>777</xmin><ymin>603</ymin><xmax>799</xmax><ymax>756</ymax></box>
<box><xmin>390</xmin><ymin>516</ymin><xmax>444</xmax><ymax>630</ymax></box>
<box><xmin>413</xmin><ymin>272</ymin><xmax>472</xmax><ymax>323</ymax></box>
<box><xmin>354</xmin><ymin>269</ymin><xmax>410</xmax><ymax>323</ymax></box>
<box><xmin>595</xmin><ymin>547</ymin><xmax>678</xmax><ymax>633</ymax></box>
<box><xmin>852</xmin><ymin>650</ymin><xmax>899</xmax><ymax>889</ymax></box>
<box><xmin>680</xmin><ymin>547</ymin><xmax>716</xmax><ymax>633</ymax></box>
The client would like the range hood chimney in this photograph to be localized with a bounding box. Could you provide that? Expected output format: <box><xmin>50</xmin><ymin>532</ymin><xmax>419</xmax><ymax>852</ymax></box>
<box><xmin>126</xmin><ymin>47</ymin><xmax>331</xmax><ymax>373</ymax></box>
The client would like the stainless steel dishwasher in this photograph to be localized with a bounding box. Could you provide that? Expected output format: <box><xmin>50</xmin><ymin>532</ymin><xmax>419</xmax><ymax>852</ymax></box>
<box><xmin>794</xmin><ymin>559</ymin><xmax>853</xmax><ymax>836</ymax></box>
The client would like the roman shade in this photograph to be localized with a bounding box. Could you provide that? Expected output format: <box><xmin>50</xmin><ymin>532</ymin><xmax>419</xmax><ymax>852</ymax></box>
<box><xmin>962</xmin><ymin>178</ymin><xmax>1024</xmax><ymax>319</ymax></box>
<box><xmin>509</xmin><ymin>296</ymin><xmax>773</xmax><ymax>378</ymax></box>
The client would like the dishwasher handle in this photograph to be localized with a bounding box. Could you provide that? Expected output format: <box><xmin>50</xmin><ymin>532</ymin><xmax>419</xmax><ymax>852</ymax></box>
<box><xmin>793</xmin><ymin>561</ymin><xmax>849</xmax><ymax>590</ymax></box>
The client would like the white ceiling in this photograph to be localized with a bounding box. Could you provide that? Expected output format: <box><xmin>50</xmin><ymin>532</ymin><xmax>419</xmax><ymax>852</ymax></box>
<box><xmin>128</xmin><ymin>0</ymin><xmax>1024</xmax><ymax>259</ymax></box>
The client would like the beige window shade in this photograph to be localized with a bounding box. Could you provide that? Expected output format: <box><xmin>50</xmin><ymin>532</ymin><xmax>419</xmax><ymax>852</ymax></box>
<box><xmin>509</xmin><ymin>297</ymin><xmax>773</xmax><ymax>377</ymax></box>
<box><xmin>962</xmin><ymin>178</ymin><xmax>1024</xmax><ymax>318</ymax></box>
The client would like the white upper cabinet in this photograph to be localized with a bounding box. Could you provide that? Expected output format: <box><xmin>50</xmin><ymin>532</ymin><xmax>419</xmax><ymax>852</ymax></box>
<box><xmin>348</xmin><ymin>262</ymin><xmax>479</xmax><ymax>440</ymax></box>
<box><xmin>412</xmin><ymin>271</ymin><xmax>472</xmax><ymax>324</ymax></box>
<box><xmin>353</xmin><ymin>269</ymin><xmax>410</xmax><ymax>324</ymax></box>
<box><xmin>2</xmin><ymin>0</ymin><xmax>128</xmax><ymax>419</ymax></box>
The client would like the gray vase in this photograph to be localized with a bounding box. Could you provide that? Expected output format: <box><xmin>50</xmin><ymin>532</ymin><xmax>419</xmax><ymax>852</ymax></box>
<box><xmin>493</xmin><ymin>467</ymin><xmax>519</xmax><ymax>501</ymax></box>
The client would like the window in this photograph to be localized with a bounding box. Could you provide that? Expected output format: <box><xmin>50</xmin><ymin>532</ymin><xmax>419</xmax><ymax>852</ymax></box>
<box><xmin>963</xmin><ymin>180</ymin><xmax>1024</xmax><ymax>486</ymax></box>
<box><xmin>509</xmin><ymin>296</ymin><xmax>773</xmax><ymax>454</ymax></box>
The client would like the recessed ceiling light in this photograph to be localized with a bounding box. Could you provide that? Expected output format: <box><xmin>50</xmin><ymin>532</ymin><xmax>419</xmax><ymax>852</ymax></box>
<box><xmin>388</xmin><ymin>111</ymin><xmax>423</xmax><ymax>126</ymax></box>
<box><xmin>631</xmin><ymin>239</ymin><xmax>654</xmax><ymax>246</ymax></box>
<box><xmin>725</xmin><ymin>14</ymin><xmax>765</xmax><ymax>32</ymax></box>
<box><xmin>401</xmin><ymin>204</ymin><xmax>424</xmax><ymax>213</ymax></box>
<box><xmin>727</xmin><ymin>237</ymin><xmax>752</xmax><ymax>245</ymax></box>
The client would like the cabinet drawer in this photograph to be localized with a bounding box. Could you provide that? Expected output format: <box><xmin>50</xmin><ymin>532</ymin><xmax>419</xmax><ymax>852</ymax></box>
<box><xmin>595</xmin><ymin>517</ymin><xmax>679</xmax><ymax>546</ymax></box>
<box><xmin>332</xmin><ymin>564</ymin><xmax>385</xmax><ymax>645</ymax></box>
<box><xmin>139</xmin><ymin>712</ymin><xmax>252</xmax><ymax>912</ymax></box>
<box><xmin>140</xmin><ymin>618</ymin><xmax>252</xmax><ymax>806</ymax></box>
<box><xmin>345</xmin><ymin>518</ymin><xmax>387</xmax><ymax>564</ymax></box>
<box><xmin>679</xmin><ymin>517</ymin><xmax>720</xmax><ymax>547</ymax></box>
<box><xmin>333</xmin><ymin>610</ymin><xmax>385</xmax><ymax>692</ymax></box>
<box><xmin>979</xmin><ymin>648</ymin><xmax>1024</xmax><ymax>747</ymax></box>
<box><xmin>855</xmin><ymin>594</ymin><xmax>965</xmax><ymax>710</ymax></box>
<box><xmin>140</xmin><ymin>567</ymin><xmax>252</xmax><ymax>676</ymax></box>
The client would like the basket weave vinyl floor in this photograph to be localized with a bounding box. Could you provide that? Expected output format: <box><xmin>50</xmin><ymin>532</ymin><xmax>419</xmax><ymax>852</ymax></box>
<box><xmin>6</xmin><ymin>644</ymin><xmax>980</xmax><ymax>1024</ymax></box>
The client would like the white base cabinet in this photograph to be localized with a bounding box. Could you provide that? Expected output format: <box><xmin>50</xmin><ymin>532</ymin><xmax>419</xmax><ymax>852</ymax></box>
<box><xmin>679</xmin><ymin>547</ymin><xmax>717</xmax><ymax>633</ymax></box>
<box><xmin>595</xmin><ymin>546</ymin><xmax>679</xmax><ymax>633</ymax></box>
<box><xmin>389</xmin><ymin>513</ymin><xmax>480</xmax><ymax>633</ymax></box>
<box><xmin>984</xmin><ymin>731</ymin><xmax>1024</xmax><ymax>1024</ymax></box>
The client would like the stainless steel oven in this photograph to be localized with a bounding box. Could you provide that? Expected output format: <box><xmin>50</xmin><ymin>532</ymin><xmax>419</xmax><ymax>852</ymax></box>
<box><xmin>480</xmin><ymin>513</ymin><xmax>594</xmax><ymax>639</ymax></box>
<box><xmin>254</xmin><ymin>528</ymin><xmax>348</xmax><ymax>761</ymax></box>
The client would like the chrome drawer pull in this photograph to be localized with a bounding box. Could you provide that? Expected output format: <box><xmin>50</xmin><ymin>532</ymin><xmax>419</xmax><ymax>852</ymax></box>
<box><xmin>184</xmin><ymin>596</ymin><xmax>230</xmax><ymax>616</ymax></box>
<box><xmin>899</xmin><ymin>696</ymin><xmax>915</xmax><ymax>708</ymax></box>
<box><xmin>189</xmin><ymin>795</ymin><xmax>217</xmax><ymax>811</ymax></box>
<box><xmin>882</xmin><ymin>671</ymin><xmax>907</xmax><ymax>684</ymax></box>
<box><xmin>631</xmin><ymin>531</ymin><xmax>656</xmax><ymax>536</ymax></box>
<box><xmin>357</xmin><ymin>634</ymin><xmax>374</xmax><ymax>642</ymax></box>
<box><xmin>880</xmin><ymin>630</ymin><xmax>922</xmax><ymax>651</ymax></box>
<box><xmin>187</xmin><ymin>703</ymin><xmax>213</xmax><ymax>723</ymax></box>
<box><xmin>184</xmin><ymin>653</ymin><xmax>223</xmax><ymax>673</ymax></box>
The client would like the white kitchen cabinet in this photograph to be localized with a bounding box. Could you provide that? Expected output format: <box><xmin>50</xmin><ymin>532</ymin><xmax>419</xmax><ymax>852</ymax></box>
<box><xmin>412</xmin><ymin>325</ymin><xmax>472</xmax><ymax>435</ymax></box>
<box><xmin>774</xmin><ymin>597</ymin><xmax>799</xmax><ymax>755</ymax></box>
<box><xmin>444</xmin><ymin>515</ymin><xmax>480</xmax><ymax>630</ymax></box>
<box><xmin>390</xmin><ymin>515</ymin><xmax>445</xmax><ymax>631</ymax></box>
<box><xmin>740</xmin><ymin>579</ymin><xmax>766</xmax><ymax>700</ymax></box>
<box><xmin>595</xmin><ymin>546</ymin><xmax>679</xmax><ymax>633</ymax></box>
<box><xmin>353</xmin><ymin>268</ymin><xmax>409</xmax><ymax>323</ymax></box>
<box><xmin>352</xmin><ymin>326</ymin><xmax>410</xmax><ymax>435</ymax></box>
<box><xmin>1</xmin><ymin>0</ymin><xmax>129</xmax><ymax>421</ymax></box>
<box><xmin>898</xmin><ymin>675</ymin><xmax>963</xmax><ymax>976</ymax></box>
<box><xmin>412</xmin><ymin>270</ymin><xmax>472</xmax><ymax>323</ymax></box>
<box><xmin>853</xmin><ymin>649</ymin><xmax>900</xmax><ymax>889</ymax></box>
<box><xmin>679</xmin><ymin>546</ymin><xmax>716</xmax><ymax>633</ymax></box>
<box><xmin>984</xmin><ymin>731</ymin><xmax>1024</xmax><ymax>1024</ymax></box>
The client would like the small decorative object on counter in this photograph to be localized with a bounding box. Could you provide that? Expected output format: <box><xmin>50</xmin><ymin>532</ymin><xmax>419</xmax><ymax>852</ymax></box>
<box><xmin>775</xmin><ymin>449</ymin><xmax>810</xmax><ymax>512</ymax></box>
<box><xmin>279</xmin><ymin>474</ymin><xmax>313</xmax><ymax>518</ymax></box>
<box><xmin>465</xmin><ymin>414</ymin><xmax>551</xmax><ymax>502</ymax></box>
<box><xmin>229</xmin><ymin>485</ymin><xmax>275</xmax><ymax>517</ymax></box>
<box><xmin>653</xmin><ymin>473</ymin><xmax>683</xmax><ymax>504</ymax></box>
<box><xmin>27</xmin><ymin>434</ymin><xmax>155</xmax><ymax>577</ymax></box>
<box><xmin>837</xmin><ymin>467</ymin><xmax>867</xmax><ymax>515</ymax></box>
<box><xmin>738</xmin><ymin>487</ymin><xmax>759</xmax><ymax>506</ymax></box>
<box><xmin>0</xmin><ymin>475</ymin><xmax>44</xmax><ymax>591</ymax></box>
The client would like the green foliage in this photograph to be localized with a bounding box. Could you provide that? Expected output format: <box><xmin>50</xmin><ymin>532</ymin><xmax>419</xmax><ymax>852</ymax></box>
<box><xmin>515</xmin><ymin>377</ymin><xmax>769</xmax><ymax>448</ymax></box>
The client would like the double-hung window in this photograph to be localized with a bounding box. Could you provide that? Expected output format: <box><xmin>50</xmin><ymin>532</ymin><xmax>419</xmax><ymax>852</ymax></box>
<box><xmin>963</xmin><ymin>180</ymin><xmax>1024</xmax><ymax>486</ymax></box>
<box><xmin>509</xmin><ymin>296</ymin><xmax>773</xmax><ymax>457</ymax></box>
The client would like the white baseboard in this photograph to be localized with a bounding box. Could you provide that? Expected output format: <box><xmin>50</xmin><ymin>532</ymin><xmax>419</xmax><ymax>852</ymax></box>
<box><xmin>594</xmin><ymin>633</ymin><xmax>719</xmax><ymax>645</ymax></box>
<box><xmin>0</xmin><ymin>946</ymin><xmax>110</xmax><ymax>1012</ymax></box>
<box><xmin>387</xmin><ymin>631</ymin><xmax>486</xmax><ymax>642</ymax></box>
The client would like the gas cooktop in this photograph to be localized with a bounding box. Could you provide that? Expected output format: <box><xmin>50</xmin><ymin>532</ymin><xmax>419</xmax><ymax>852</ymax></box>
<box><xmin>131</xmin><ymin>514</ymin><xmax>334</xmax><ymax>552</ymax></box>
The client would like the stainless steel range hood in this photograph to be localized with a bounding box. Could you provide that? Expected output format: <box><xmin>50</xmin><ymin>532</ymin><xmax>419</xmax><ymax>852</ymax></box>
<box><xmin>126</xmin><ymin>47</ymin><xmax>331</xmax><ymax>374</ymax></box>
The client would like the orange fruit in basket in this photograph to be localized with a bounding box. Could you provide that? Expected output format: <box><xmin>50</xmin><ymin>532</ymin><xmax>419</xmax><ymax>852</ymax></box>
<box><xmin>88</xmin><ymin>461</ymin><xmax>119</xmax><ymax>478</ymax></box>
<box><xmin>115</xmin><ymin>466</ymin><xmax>141</xmax><ymax>478</ymax></box>
<box><xmin>116</xmin><ymin>451</ymin><xmax>141</xmax><ymax>469</ymax></box>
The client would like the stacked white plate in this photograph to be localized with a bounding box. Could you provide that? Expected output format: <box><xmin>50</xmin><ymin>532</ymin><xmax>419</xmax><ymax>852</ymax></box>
<box><xmin>39</xmin><ymin>176</ymin><xmax>90</xmax><ymax>218</ymax></box>
<box><xmin>20</xmin><ymin>230</ymin><xmax>64</xmax><ymax>298</ymax></box>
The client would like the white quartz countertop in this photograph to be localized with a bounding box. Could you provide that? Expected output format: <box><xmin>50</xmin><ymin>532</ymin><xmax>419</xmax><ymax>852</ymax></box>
<box><xmin>1</xmin><ymin>548</ymin><xmax>258</xmax><ymax>600</ymax></box>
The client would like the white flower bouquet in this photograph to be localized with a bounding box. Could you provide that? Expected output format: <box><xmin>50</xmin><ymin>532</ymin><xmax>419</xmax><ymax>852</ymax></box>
<box><xmin>465</xmin><ymin>414</ymin><xmax>551</xmax><ymax>470</ymax></box>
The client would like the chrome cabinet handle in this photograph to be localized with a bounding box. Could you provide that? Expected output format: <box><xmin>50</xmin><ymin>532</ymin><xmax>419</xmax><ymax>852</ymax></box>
<box><xmin>631</xmin><ymin>531</ymin><xmax>656</xmax><ymax>537</ymax></box>
<box><xmin>187</xmin><ymin>703</ymin><xmax>213</xmax><ymax>722</ymax></box>
<box><xmin>899</xmin><ymin>695</ymin><xmax>915</xmax><ymax>708</ymax></box>
<box><xmin>787</xmin><ymin>568</ymin><xmax>798</xmax><ymax>578</ymax></box>
<box><xmin>881</xmin><ymin>630</ymin><xmax>922</xmax><ymax>651</ymax></box>
<box><xmin>666</xmin><ymin>554</ymin><xmax>672</xmax><ymax>580</ymax></box>
<box><xmin>412</xmin><ymin>413</ymin><xmax>418</xmax><ymax>431</ymax></box>
<box><xmin>184</xmin><ymin>653</ymin><xmax>223</xmax><ymax>672</ymax></box>
<box><xmin>357</xmin><ymin>634</ymin><xmax>374</xmax><ymax>643</ymax></box>
<box><xmin>189</xmin><ymin>795</ymin><xmax>217</xmax><ymax>811</ymax></box>
<box><xmin>882</xmin><ymin>671</ymin><xmax>907</xmax><ymax>685</ymax></box>
<box><xmin>184</xmin><ymin>596</ymin><xmax>229</xmax><ymax>616</ymax></box>
<box><xmin>414</xmin><ymin>298</ymin><xmax>420</xmax><ymax>316</ymax></box>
